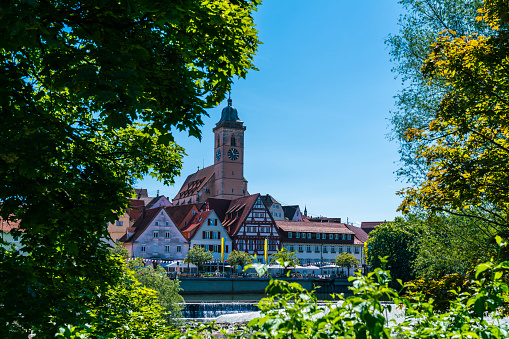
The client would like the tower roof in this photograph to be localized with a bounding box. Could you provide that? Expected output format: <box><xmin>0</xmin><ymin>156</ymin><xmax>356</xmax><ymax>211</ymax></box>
<box><xmin>219</xmin><ymin>97</ymin><xmax>240</xmax><ymax>122</ymax></box>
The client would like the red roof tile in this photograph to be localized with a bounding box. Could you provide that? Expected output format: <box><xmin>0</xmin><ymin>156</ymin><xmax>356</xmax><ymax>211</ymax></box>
<box><xmin>222</xmin><ymin>194</ymin><xmax>260</xmax><ymax>236</ymax></box>
<box><xmin>201</xmin><ymin>198</ymin><xmax>232</xmax><ymax>222</ymax></box>
<box><xmin>275</xmin><ymin>220</ymin><xmax>354</xmax><ymax>234</ymax></box>
<box><xmin>344</xmin><ymin>224</ymin><xmax>369</xmax><ymax>243</ymax></box>
<box><xmin>120</xmin><ymin>207</ymin><xmax>163</xmax><ymax>243</ymax></box>
<box><xmin>165</xmin><ymin>205</ymin><xmax>197</xmax><ymax>229</ymax></box>
<box><xmin>173</xmin><ymin>165</ymin><xmax>215</xmax><ymax>201</ymax></box>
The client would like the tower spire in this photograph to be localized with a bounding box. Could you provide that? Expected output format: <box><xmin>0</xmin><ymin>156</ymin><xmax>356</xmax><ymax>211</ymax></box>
<box><xmin>228</xmin><ymin>91</ymin><xmax>232</xmax><ymax>106</ymax></box>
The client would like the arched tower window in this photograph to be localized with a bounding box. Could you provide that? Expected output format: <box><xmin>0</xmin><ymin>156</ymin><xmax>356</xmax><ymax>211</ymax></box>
<box><xmin>231</xmin><ymin>135</ymin><xmax>236</xmax><ymax>146</ymax></box>
<box><xmin>217</xmin><ymin>137</ymin><xmax>220</xmax><ymax>147</ymax></box>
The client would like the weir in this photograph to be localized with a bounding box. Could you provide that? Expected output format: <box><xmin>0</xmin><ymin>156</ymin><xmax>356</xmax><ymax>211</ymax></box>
<box><xmin>181</xmin><ymin>302</ymin><xmax>259</xmax><ymax>318</ymax></box>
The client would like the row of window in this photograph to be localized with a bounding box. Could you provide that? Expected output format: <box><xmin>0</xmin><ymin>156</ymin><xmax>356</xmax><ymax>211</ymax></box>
<box><xmin>153</xmin><ymin>231</ymin><xmax>174</xmax><ymax>238</ymax></box>
<box><xmin>154</xmin><ymin>221</ymin><xmax>170</xmax><ymax>227</ymax></box>
<box><xmin>245</xmin><ymin>226</ymin><xmax>272</xmax><ymax>233</ymax></box>
<box><xmin>288</xmin><ymin>232</ymin><xmax>353</xmax><ymax>241</ymax></box>
<box><xmin>203</xmin><ymin>231</ymin><xmax>221</xmax><ymax>239</ymax></box>
<box><xmin>286</xmin><ymin>244</ymin><xmax>360</xmax><ymax>254</ymax></box>
<box><xmin>140</xmin><ymin>245</ymin><xmax>182</xmax><ymax>253</ymax></box>
<box><xmin>271</xmin><ymin>211</ymin><xmax>282</xmax><ymax>218</ymax></box>
<box><xmin>237</xmin><ymin>239</ymin><xmax>277</xmax><ymax>251</ymax></box>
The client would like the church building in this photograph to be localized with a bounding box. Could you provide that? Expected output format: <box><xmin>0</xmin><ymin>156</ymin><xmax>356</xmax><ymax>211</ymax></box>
<box><xmin>172</xmin><ymin>98</ymin><xmax>248</xmax><ymax>205</ymax></box>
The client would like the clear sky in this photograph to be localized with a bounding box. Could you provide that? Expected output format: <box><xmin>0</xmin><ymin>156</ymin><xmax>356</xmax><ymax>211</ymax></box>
<box><xmin>138</xmin><ymin>1</ymin><xmax>407</xmax><ymax>226</ymax></box>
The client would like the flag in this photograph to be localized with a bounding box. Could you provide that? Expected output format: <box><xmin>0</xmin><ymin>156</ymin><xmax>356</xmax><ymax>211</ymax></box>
<box><xmin>264</xmin><ymin>238</ymin><xmax>268</xmax><ymax>264</ymax></box>
<box><xmin>221</xmin><ymin>237</ymin><xmax>224</xmax><ymax>262</ymax></box>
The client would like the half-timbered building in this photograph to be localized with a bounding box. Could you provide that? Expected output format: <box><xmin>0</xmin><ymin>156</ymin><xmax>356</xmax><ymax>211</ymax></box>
<box><xmin>219</xmin><ymin>194</ymin><xmax>281</xmax><ymax>261</ymax></box>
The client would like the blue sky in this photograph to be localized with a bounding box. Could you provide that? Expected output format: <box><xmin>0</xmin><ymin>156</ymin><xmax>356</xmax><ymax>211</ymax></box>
<box><xmin>138</xmin><ymin>1</ymin><xmax>407</xmax><ymax>226</ymax></box>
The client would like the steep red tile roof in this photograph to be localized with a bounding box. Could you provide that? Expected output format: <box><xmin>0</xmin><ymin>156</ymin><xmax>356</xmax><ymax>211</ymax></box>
<box><xmin>201</xmin><ymin>198</ymin><xmax>232</xmax><ymax>221</ymax></box>
<box><xmin>119</xmin><ymin>207</ymin><xmax>163</xmax><ymax>243</ymax></box>
<box><xmin>180</xmin><ymin>210</ymin><xmax>212</xmax><ymax>240</ymax></box>
<box><xmin>344</xmin><ymin>224</ymin><xmax>369</xmax><ymax>243</ymax></box>
<box><xmin>165</xmin><ymin>205</ymin><xmax>197</xmax><ymax>229</ymax></box>
<box><xmin>222</xmin><ymin>194</ymin><xmax>260</xmax><ymax>236</ymax></box>
<box><xmin>173</xmin><ymin>165</ymin><xmax>215</xmax><ymax>201</ymax></box>
<box><xmin>275</xmin><ymin>221</ymin><xmax>354</xmax><ymax>234</ymax></box>
<box><xmin>128</xmin><ymin>199</ymin><xmax>145</xmax><ymax>221</ymax></box>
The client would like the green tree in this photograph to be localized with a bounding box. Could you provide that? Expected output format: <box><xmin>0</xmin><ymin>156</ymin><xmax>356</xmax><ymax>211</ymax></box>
<box><xmin>335</xmin><ymin>252</ymin><xmax>360</xmax><ymax>276</ymax></box>
<box><xmin>270</xmin><ymin>247</ymin><xmax>299</xmax><ymax>276</ymax></box>
<box><xmin>398</xmin><ymin>0</ymin><xmax>509</xmax><ymax>229</ymax></box>
<box><xmin>184</xmin><ymin>246</ymin><xmax>213</xmax><ymax>273</ymax></box>
<box><xmin>58</xmin><ymin>258</ymin><xmax>175</xmax><ymax>338</ymax></box>
<box><xmin>127</xmin><ymin>258</ymin><xmax>184</xmax><ymax>324</ymax></box>
<box><xmin>227</xmin><ymin>250</ymin><xmax>253</xmax><ymax>273</ymax></box>
<box><xmin>387</xmin><ymin>0</ymin><xmax>490</xmax><ymax>185</ymax></box>
<box><xmin>109</xmin><ymin>242</ymin><xmax>130</xmax><ymax>260</ymax></box>
<box><xmin>366</xmin><ymin>216</ymin><xmax>422</xmax><ymax>287</ymax></box>
<box><xmin>0</xmin><ymin>0</ymin><xmax>260</xmax><ymax>336</ymax></box>
<box><xmin>413</xmin><ymin>213</ymin><xmax>498</xmax><ymax>279</ymax></box>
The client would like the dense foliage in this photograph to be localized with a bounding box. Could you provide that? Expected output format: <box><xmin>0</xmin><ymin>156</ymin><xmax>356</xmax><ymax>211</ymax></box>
<box><xmin>0</xmin><ymin>0</ymin><xmax>260</xmax><ymax>336</ymax></box>
<box><xmin>55</xmin><ymin>257</ymin><xmax>177</xmax><ymax>338</ymax></box>
<box><xmin>128</xmin><ymin>258</ymin><xmax>184</xmax><ymax>324</ymax></box>
<box><xmin>412</xmin><ymin>212</ymin><xmax>498</xmax><ymax>278</ymax></box>
<box><xmin>398</xmin><ymin>0</ymin><xmax>509</xmax><ymax>229</ymax></box>
<box><xmin>366</xmin><ymin>216</ymin><xmax>422</xmax><ymax>287</ymax></box>
<box><xmin>387</xmin><ymin>0</ymin><xmax>489</xmax><ymax>185</ymax></box>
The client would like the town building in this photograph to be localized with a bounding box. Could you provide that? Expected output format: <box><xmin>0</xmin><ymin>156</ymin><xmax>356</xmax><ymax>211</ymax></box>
<box><xmin>260</xmin><ymin>194</ymin><xmax>284</xmax><ymax>220</ymax></box>
<box><xmin>172</xmin><ymin>98</ymin><xmax>248</xmax><ymax>205</ymax></box>
<box><xmin>119</xmin><ymin>206</ymin><xmax>189</xmax><ymax>260</ymax></box>
<box><xmin>276</xmin><ymin>220</ymin><xmax>365</xmax><ymax>268</ymax></box>
<box><xmin>182</xmin><ymin>209</ymin><xmax>233</xmax><ymax>261</ymax></box>
<box><xmin>282</xmin><ymin>205</ymin><xmax>304</xmax><ymax>221</ymax></box>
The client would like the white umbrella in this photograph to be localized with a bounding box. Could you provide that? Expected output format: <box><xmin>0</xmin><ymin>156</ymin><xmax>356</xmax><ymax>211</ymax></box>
<box><xmin>322</xmin><ymin>264</ymin><xmax>338</xmax><ymax>269</ymax></box>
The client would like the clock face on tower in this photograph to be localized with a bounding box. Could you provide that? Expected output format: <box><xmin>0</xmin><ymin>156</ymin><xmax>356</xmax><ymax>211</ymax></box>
<box><xmin>227</xmin><ymin>148</ymin><xmax>239</xmax><ymax>161</ymax></box>
<box><xmin>216</xmin><ymin>149</ymin><xmax>221</xmax><ymax>161</ymax></box>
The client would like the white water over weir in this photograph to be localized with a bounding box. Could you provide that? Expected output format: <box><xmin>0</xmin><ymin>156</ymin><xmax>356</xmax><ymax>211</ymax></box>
<box><xmin>181</xmin><ymin>302</ymin><xmax>259</xmax><ymax>318</ymax></box>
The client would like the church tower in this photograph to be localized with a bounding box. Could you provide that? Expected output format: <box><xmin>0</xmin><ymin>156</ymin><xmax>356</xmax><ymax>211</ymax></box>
<box><xmin>212</xmin><ymin>97</ymin><xmax>247</xmax><ymax>199</ymax></box>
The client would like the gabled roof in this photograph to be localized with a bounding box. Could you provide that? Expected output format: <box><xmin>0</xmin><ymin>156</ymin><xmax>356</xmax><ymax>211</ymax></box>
<box><xmin>283</xmin><ymin>205</ymin><xmax>299</xmax><ymax>220</ymax></box>
<box><xmin>145</xmin><ymin>196</ymin><xmax>168</xmax><ymax>209</ymax></box>
<box><xmin>260</xmin><ymin>194</ymin><xmax>280</xmax><ymax>209</ymax></box>
<box><xmin>173</xmin><ymin>165</ymin><xmax>215</xmax><ymax>201</ymax></box>
<box><xmin>165</xmin><ymin>204</ymin><xmax>197</xmax><ymax>229</ymax></box>
<box><xmin>275</xmin><ymin>220</ymin><xmax>354</xmax><ymax>234</ymax></box>
<box><xmin>344</xmin><ymin>224</ymin><xmax>369</xmax><ymax>243</ymax></box>
<box><xmin>222</xmin><ymin>194</ymin><xmax>260</xmax><ymax>236</ymax></box>
<box><xmin>201</xmin><ymin>198</ymin><xmax>232</xmax><ymax>222</ymax></box>
<box><xmin>128</xmin><ymin>199</ymin><xmax>145</xmax><ymax>220</ymax></box>
<box><xmin>119</xmin><ymin>207</ymin><xmax>163</xmax><ymax>243</ymax></box>
<box><xmin>134</xmin><ymin>188</ymin><xmax>148</xmax><ymax>199</ymax></box>
<box><xmin>180</xmin><ymin>210</ymin><xmax>213</xmax><ymax>240</ymax></box>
